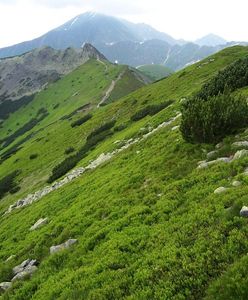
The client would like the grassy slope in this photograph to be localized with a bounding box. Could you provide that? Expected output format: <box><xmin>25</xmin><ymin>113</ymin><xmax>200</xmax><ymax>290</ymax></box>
<box><xmin>137</xmin><ymin>64</ymin><xmax>173</xmax><ymax>81</ymax></box>
<box><xmin>1</xmin><ymin>46</ymin><xmax>248</xmax><ymax>299</ymax></box>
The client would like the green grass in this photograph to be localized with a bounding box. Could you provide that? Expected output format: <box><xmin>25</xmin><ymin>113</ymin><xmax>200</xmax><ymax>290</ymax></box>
<box><xmin>137</xmin><ymin>64</ymin><xmax>173</xmax><ymax>81</ymax></box>
<box><xmin>1</xmin><ymin>46</ymin><xmax>248</xmax><ymax>299</ymax></box>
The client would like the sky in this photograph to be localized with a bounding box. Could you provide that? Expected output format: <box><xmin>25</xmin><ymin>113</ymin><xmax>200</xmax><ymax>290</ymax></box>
<box><xmin>0</xmin><ymin>0</ymin><xmax>247</xmax><ymax>48</ymax></box>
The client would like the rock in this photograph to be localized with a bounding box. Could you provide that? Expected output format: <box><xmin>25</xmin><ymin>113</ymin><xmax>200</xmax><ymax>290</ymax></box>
<box><xmin>240</xmin><ymin>206</ymin><xmax>248</xmax><ymax>217</ymax></box>
<box><xmin>30</xmin><ymin>218</ymin><xmax>48</xmax><ymax>231</ymax></box>
<box><xmin>197</xmin><ymin>157</ymin><xmax>231</xmax><ymax>169</ymax></box>
<box><xmin>232</xmin><ymin>180</ymin><xmax>242</xmax><ymax>187</ymax></box>
<box><xmin>13</xmin><ymin>259</ymin><xmax>37</xmax><ymax>275</ymax></box>
<box><xmin>232</xmin><ymin>149</ymin><xmax>248</xmax><ymax>160</ymax></box>
<box><xmin>12</xmin><ymin>266</ymin><xmax>37</xmax><ymax>282</ymax></box>
<box><xmin>243</xmin><ymin>167</ymin><xmax>248</xmax><ymax>175</ymax></box>
<box><xmin>50</xmin><ymin>239</ymin><xmax>78</xmax><ymax>254</ymax></box>
<box><xmin>206</xmin><ymin>150</ymin><xmax>218</xmax><ymax>159</ymax></box>
<box><xmin>5</xmin><ymin>255</ymin><xmax>15</xmax><ymax>262</ymax></box>
<box><xmin>215</xmin><ymin>142</ymin><xmax>223</xmax><ymax>149</ymax></box>
<box><xmin>214</xmin><ymin>187</ymin><xmax>228</xmax><ymax>194</ymax></box>
<box><xmin>171</xmin><ymin>125</ymin><xmax>179</xmax><ymax>131</ymax></box>
<box><xmin>0</xmin><ymin>282</ymin><xmax>12</xmax><ymax>292</ymax></box>
<box><xmin>232</xmin><ymin>141</ymin><xmax>248</xmax><ymax>148</ymax></box>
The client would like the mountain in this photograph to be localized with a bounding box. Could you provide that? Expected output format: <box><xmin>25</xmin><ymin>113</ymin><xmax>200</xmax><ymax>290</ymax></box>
<box><xmin>195</xmin><ymin>33</ymin><xmax>227</xmax><ymax>47</ymax></box>
<box><xmin>0</xmin><ymin>43</ymin><xmax>106</xmax><ymax>103</ymax></box>
<box><xmin>0</xmin><ymin>12</ymin><xmax>230</xmax><ymax>71</ymax></box>
<box><xmin>1</xmin><ymin>46</ymin><xmax>248</xmax><ymax>299</ymax></box>
<box><xmin>0</xmin><ymin>12</ymin><xmax>179</xmax><ymax>59</ymax></box>
<box><xmin>0</xmin><ymin>45</ymin><xmax>150</xmax><ymax>121</ymax></box>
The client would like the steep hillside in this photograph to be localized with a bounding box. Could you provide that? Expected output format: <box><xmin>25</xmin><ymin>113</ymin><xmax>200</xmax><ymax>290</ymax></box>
<box><xmin>1</xmin><ymin>46</ymin><xmax>248</xmax><ymax>299</ymax></box>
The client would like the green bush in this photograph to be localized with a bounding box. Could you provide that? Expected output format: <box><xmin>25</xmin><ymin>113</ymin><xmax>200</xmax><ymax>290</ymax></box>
<box><xmin>180</xmin><ymin>91</ymin><xmax>248</xmax><ymax>143</ymax></box>
<box><xmin>71</xmin><ymin>114</ymin><xmax>92</xmax><ymax>128</ymax></box>
<box><xmin>0</xmin><ymin>170</ymin><xmax>20</xmax><ymax>199</ymax></box>
<box><xmin>29</xmin><ymin>153</ymin><xmax>38</xmax><ymax>160</ymax></box>
<box><xmin>64</xmin><ymin>147</ymin><xmax>75</xmax><ymax>155</ymax></box>
<box><xmin>130</xmin><ymin>100</ymin><xmax>173</xmax><ymax>121</ymax></box>
<box><xmin>197</xmin><ymin>56</ymin><xmax>248</xmax><ymax>100</ymax></box>
<box><xmin>86</xmin><ymin>120</ymin><xmax>116</xmax><ymax>141</ymax></box>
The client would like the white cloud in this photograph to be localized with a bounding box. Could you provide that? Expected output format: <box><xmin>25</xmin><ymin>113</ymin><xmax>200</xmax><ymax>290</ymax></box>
<box><xmin>0</xmin><ymin>0</ymin><xmax>247</xmax><ymax>48</ymax></box>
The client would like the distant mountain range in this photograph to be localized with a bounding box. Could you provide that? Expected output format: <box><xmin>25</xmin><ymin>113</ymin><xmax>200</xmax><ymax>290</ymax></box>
<box><xmin>195</xmin><ymin>34</ymin><xmax>227</xmax><ymax>47</ymax></box>
<box><xmin>0</xmin><ymin>12</ymin><xmax>245</xmax><ymax>70</ymax></box>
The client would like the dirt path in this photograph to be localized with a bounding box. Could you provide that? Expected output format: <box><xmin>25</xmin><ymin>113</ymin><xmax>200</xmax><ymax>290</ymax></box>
<box><xmin>97</xmin><ymin>71</ymin><xmax>125</xmax><ymax>108</ymax></box>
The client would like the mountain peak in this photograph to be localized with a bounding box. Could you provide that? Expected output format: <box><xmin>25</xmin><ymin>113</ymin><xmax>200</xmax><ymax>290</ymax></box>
<box><xmin>195</xmin><ymin>33</ymin><xmax>227</xmax><ymax>47</ymax></box>
<box><xmin>81</xmin><ymin>43</ymin><xmax>107</xmax><ymax>61</ymax></box>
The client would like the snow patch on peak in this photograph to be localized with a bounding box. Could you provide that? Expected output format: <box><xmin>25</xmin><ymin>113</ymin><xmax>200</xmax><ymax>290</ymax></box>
<box><xmin>70</xmin><ymin>17</ymin><xmax>79</xmax><ymax>27</ymax></box>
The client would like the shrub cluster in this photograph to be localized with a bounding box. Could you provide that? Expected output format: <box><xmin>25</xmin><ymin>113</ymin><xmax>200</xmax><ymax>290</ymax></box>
<box><xmin>197</xmin><ymin>56</ymin><xmax>248</xmax><ymax>100</ymax></box>
<box><xmin>71</xmin><ymin>114</ymin><xmax>92</xmax><ymax>128</ymax></box>
<box><xmin>29</xmin><ymin>153</ymin><xmax>38</xmax><ymax>160</ymax></box>
<box><xmin>130</xmin><ymin>100</ymin><xmax>173</xmax><ymax>121</ymax></box>
<box><xmin>181</xmin><ymin>91</ymin><xmax>248</xmax><ymax>143</ymax></box>
<box><xmin>0</xmin><ymin>170</ymin><xmax>20</xmax><ymax>199</ymax></box>
<box><xmin>48</xmin><ymin>120</ymin><xmax>116</xmax><ymax>183</ymax></box>
<box><xmin>181</xmin><ymin>56</ymin><xmax>248</xmax><ymax>143</ymax></box>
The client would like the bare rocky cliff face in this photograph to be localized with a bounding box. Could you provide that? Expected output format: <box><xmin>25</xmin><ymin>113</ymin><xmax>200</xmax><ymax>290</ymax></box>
<box><xmin>0</xmin><ymin>43</ymin><xmax>106</xmax><ymax>103</ymax></box>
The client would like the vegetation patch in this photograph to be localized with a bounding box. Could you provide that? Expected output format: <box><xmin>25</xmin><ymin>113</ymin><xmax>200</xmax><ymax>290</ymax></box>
<box><xmin>71</xmin><ymin>114</ymin><xmax>92</xmax><ymax>128</ymax></box>
<box><xmin>48</xmin><ymin>120</ymin><xmax>116</xmax><ymax>182</ymax></box>
<box><xmin>0</xmin><ymin>170</ymin><xmax>20</xmax><ymax>199</ymax></box>
<box><xmin>0</xmin><ymin>94</ymin><xmax>35</xmax><ymax>120</ymax></box>
<box><xmin>131</xmin><ymin>100</ymin><xmax>173</xmax><ymax>121</ymax></box>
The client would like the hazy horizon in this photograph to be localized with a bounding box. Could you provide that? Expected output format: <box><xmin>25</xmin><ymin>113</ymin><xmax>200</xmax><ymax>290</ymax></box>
<box><xmin>0</xmin><ymin>0</ymin><xmax>247</xmax><ymax>48</ymax></box>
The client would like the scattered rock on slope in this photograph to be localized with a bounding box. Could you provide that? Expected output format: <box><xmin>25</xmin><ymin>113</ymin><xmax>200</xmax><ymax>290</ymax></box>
<box><xmin>0</xmin><ymin>282</ymin><xmax>12</xmax><ymax>292</ymax></box>
<box><xmin>50</xmin><ymin>239</ymin><xmax>78</xmax><ymax>254</ymax></box>
<box><xmin>30</xmin><ymin>218</ymin><xmax>48</xmax><ymax>231</ymax></box>
<box><xmin>12</xmin><ymin>259</ymin><xmax>38</xmax><ymax>281</ymax></box>
<box><xmin>214</xmin><ymin>187</ymin><xmax>228</xmax><ymax>194</ymax></box>
<box><xmin>240</xmin><ymin>206</ymin><xmax>248</xmax><ymax>217</ymax></box>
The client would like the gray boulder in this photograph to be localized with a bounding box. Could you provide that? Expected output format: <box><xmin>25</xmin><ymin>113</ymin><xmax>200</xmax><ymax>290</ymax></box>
<box><xmin>13</xmin><ymin>259</ymin><xmax>37</xmax><ymax>275</ymax></box>
<box><xmin>206</xmin><ymin>150</ymin><xmax>218</xmax><ymax>159</ymax></box>
<box><xmin>232</xmin><ymin>180</ymin><xmax>242</xmax><ymax>187</ymax></box>
<box><xmin>232</xmin><ymin>149</ymin><xmax>248</xmax><ymax>161</ymax></box>
<box><xmin>214</xmin><ymin>187</ymin><xmax>228</xmax><ymax>194</ymax></box>
<box><xmin>50</xmin><ymin>239</ymin><xmax>78</xmax><ymax>254</ymax></box>
<box><xmin>30</xmin><ymin>218</ymin><xmax>48</xmax><ymax>231</ymax></box>
<box><xmin>232</xmin><ymin>141</ymin><xmax>248</xmax><ymax>148</ymax></box>
<box><xmin>240</xmin><ymin>206</ymin><xmax>248</xmax><ymax>217</ymax></box>
<box><xmin>197</xmin><ymin>157</ymin><xmax>231</xmax><ymax>169</ymax></box>
<box><xmin>12</xmin><ymin>266</ymin><xmax>37</xmax><ymax>282</ymax></box>
<box><xmin>0</xmin><ymin>282</ymin><xmax>12</xmax><ymax>292</ymax></box>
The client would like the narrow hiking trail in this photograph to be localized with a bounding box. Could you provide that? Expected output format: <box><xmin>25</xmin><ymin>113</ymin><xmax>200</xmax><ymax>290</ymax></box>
<box><xmin>97</xmin><ymin>71</ymin><xmax>125</xmax><ymax>108</ymax></box>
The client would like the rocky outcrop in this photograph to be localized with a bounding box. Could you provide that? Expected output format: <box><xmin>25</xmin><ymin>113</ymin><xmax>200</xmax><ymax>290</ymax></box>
<box><xmin>232</xmin><ymin>141</ymin><xmax>248</xmax><ymax>148</ymax></box>
<box><xmin>30</xmin><ymin>218</ymin><xmax>48</xmax><ymax>231</ymax></box>
<box><xmin>12</xmin><ymin>259</ymin><xmax>38</xmax><ymax>282</ymax></box>
<box><xmin>50</xmin><ymin>239</ymin><xmax>78</xmax><ymax>254</ymax></box>
<box><xmin>240</xmin><ymin>206</ymin><xmax>248</xmax><ymax>217</ymax></box>
<box><xmin>197</xmin><ymin>157</ymin><xmax>231</xmax><ymax>169</ymax></box>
